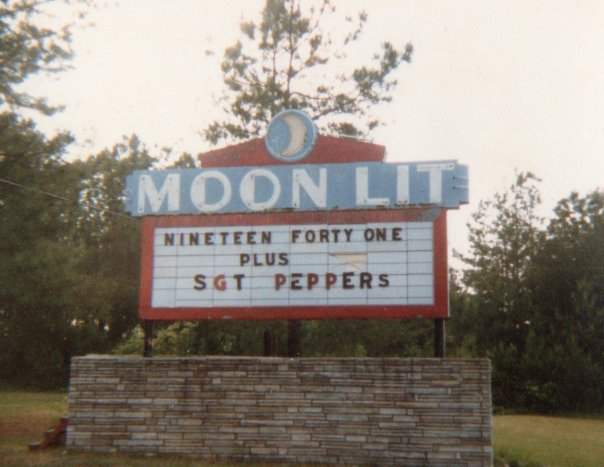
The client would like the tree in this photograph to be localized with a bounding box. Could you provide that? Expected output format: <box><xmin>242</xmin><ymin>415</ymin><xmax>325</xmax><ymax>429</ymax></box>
<box><xmin>71</xmin><ymin>136</ymin><xmax>157</xmax><ymax>344</ymax></box>
<box><xmin>0</xmin><ymin>0</ymin><xmax>109</xmax><ymax>387</ymax></box>
<box><xmin>524</xmin><ymin>190</ymin><xmax>604</xmax><ymax>411</ymax></box>
<box><xmin>446</xmin><ymin>269</ymin><xmax>478</xmax><ymax>357</ymax></box>
<box><xmin>457</xmin><ymin>176</ymin><xmax>604</xmax><ymax>412</ymax></box>
<box><xmin>204</xmin><ymin>0</ymin><xmax>413</xmax><ymax>144</ymax></box>
<box><xmin>458</xmin><ymin>173</ymin><xmax>543</xmax><ymax>354</ymax></box>
<box><xmin>0</xmin><ymin>0</ymin><xmax>78</xmax><ymax>116</ymax></box>
<box><xmin>0</xmin><ymin>126</ymin><xmax>161</xmax><ymax>387</ymax></box>
<box><xmin>0</xmin><ymin>113</ymin><xmax>82</xmax><ymax>387</ymax></box>
<box><xmin>457</xmin><ymin>173</ymin><xmax>544</xmax><ymax>407</ymax></box>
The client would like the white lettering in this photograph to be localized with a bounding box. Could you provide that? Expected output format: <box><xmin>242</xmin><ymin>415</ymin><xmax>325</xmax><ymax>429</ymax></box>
<box><xmin>190</xmin><ymin>171</ymin><xmax>232</xmax><ymax>212</ymax></box>
<box><xmin>138</xmin><ymin>173</ymin><xmax>180</xmax><ymax>214</ymax></box>
<box><xmin>417</xmin><ymin>163</ymin><xmax>454</xmax><ymax>203</ymax></box>
<box><xmin>355</xmin><ymin>167</ymin><xmax>389</xmax><ymax>206</ymax></box>
<box><xmin>240</xmin><ymin>169</ymin><xmax>281</xmax><ymax>211</ymax></box>
<box><xmin>396</xmin><ymin>165</ymin><xmax>410</xmax><ymax>205</ymax></box>
<box><xmin>128</xmin><ymin>160</ymin><xmax>465</xmax><ymax>216</ymax></box>
<box><xmin>292</xmin><ymin>168</ymin><xmax>327</xmax><ymax>208</ymax></box>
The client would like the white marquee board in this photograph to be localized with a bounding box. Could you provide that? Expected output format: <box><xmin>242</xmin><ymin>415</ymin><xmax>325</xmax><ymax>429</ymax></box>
<box><xmin>151</xmin><ymin>221</ymin><xmax>434</xmax><ymax>309</ymax></box>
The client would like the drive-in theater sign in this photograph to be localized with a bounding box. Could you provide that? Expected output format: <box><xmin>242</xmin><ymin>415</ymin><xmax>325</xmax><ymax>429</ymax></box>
<box><xmin>125</xmin><ymin>110</ymin><xmax>468</xmax><ymax>321</ymax></box>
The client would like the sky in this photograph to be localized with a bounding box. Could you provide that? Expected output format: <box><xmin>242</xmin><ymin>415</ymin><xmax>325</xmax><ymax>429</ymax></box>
<box><xmin>27</xmin><ymin>0</ymin><xmax>604</xmax><ymax>260</ymax></box>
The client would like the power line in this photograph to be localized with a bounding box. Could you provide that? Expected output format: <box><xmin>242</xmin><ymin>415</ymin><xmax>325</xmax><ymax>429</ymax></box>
<box><xmin>0</xmin><ymin>176</ymin><xmax>136</xmax><ymax>221</ymax></box>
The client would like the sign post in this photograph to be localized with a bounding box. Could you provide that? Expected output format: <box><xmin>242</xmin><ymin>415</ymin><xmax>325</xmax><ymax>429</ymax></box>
<box><xmin>143</xmin><ymin>320</ymin><xmax>154</xmax><ymax>357</ymax></box>
<box><xmin>434</xmin><ymin>318</ymin><xmax>446</xmax><ymax>358</ymax></box>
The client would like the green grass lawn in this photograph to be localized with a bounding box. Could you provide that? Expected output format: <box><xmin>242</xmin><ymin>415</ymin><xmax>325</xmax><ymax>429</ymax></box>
<box><xmin>0</xmin><ymin>390</ymin><xmax>69</xmax><ymax>466</ymax></box>
<box><xmin>2</xmin><ymin>389</ymin><xmax>604</xmax><ymax>466</ymax></box>
<box><xmin>494</xmin><ymin>414</ymin><xmax>604</xmax><ymax>467</ymax></box>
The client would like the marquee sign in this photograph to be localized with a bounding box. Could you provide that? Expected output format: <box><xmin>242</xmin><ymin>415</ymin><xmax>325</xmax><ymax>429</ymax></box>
<box><xmin>124</xmin><ymin>161</ymin><xmax>468</xmax><ymax>216</ymax></box>
<box><xmin>128</xmin><ymin>110</ymin><xmax>468</xmax><ymax>321</ymax></box>
<box><xmin>139</xmin><ymin>208</ymin><xmax>447</xmax><ymax>320</ymax></box>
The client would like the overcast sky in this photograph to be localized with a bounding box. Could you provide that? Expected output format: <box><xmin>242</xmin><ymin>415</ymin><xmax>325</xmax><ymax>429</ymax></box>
<box><xmin>28</xmin><ymin>0</ymin><xmax>604</xmax><ymax>259</ymax></box>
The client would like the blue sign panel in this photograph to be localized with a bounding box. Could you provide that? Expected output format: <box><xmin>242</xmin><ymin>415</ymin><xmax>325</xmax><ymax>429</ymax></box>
<box><xmin>124</xmin><ymin>160</ymin><xmax>468</xmax><ymax>217</ymax></box>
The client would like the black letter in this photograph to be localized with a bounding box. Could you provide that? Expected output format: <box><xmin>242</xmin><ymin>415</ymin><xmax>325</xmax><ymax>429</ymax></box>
<box><xmin>189</xmin><ymin>233</ymin><xmax>200</xmax><ymax>245</ymax></box>
<box><xmin>193</xmin><ymin>274</ymin><xmax>206</xmax><ymax>290</ymax></box>
<box><xmin>359</xmin><ymin>272</ymin><xmax>373</xmax><ymax>289</ymax></box>
<box><xmin>343</xmin><ymin>272</ymin><xmax>355</xmax><ymax>289</ymax></box>
<box><xmin>261</xmin><ymin>231</ymin><xmax>272</xmax><ymax>244</ymax></box>
<box><xmin>291</xmin><ymin>273</ymin><xmax>303</xmax><ymax>290</ymax></box>
<box><xmin>234</xmin><ymin>274</ymin><xmax>245</xmax><ymax>290</ymax></box>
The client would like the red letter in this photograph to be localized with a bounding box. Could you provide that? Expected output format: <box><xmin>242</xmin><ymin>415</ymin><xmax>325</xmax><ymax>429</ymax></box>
<box><xmin>325</xmin><ymin>273</ymin><xmax>337</xmax><ymax>290</ymax></box>
<box><xmin>213</xmin><ymin>274</ymin><xmax>226</xmax><ymax>291</ymax></box>
<box><xmin>307</xmin><ymin>273</ymin><xmax>319</xmax><ymax>290</ymax></box>
<box><xmin>275</xmin><ymin>273</ymin><xmax>286</xmax><ymax>290</ymax></box>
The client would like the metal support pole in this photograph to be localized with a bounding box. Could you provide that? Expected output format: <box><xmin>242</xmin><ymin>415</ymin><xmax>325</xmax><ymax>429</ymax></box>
<box><xmin>287</xmin><ymin>320</ymin><xmax>302</xmax><ymax>357</ymax></box>
<box><xmin>143</xmin><ymin>320</ymin><xmax>154</xmax><ymax>358</ymax></box>
<box><xmin>263</xmin><ymin>329</ymin><xmax>277</xmax><ymax>356</ymax></box>
<box><xmin>434</xmin><ymin>318</ymin><xmax>445</xmax><ymax>358</ymax></box>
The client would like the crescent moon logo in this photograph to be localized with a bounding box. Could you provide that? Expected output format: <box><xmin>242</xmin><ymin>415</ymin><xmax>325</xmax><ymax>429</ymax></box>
<box><xmin>265</xmin><ymin>109</ymin><xmax>318</xmax><ymax>162</ymax></box>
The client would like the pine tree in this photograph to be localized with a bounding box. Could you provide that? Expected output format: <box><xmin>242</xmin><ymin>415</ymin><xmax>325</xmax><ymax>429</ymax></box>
<box><xmin>203</xmin><ymin>0</ymin><xmax>412</xmax><ymax>144</ymax></box>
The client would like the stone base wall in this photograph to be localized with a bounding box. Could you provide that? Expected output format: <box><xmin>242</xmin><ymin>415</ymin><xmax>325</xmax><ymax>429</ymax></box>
<box><xmin>67</xmin><ymin>356</ymin><xmax>492</xmax><ymax>465</ymax></box>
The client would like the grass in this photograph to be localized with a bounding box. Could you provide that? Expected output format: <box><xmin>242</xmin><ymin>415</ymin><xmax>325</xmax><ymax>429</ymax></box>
<box><xmin>494</xmin><ymin>414</ymin><xmax>604</xmax><ymax>467</ymax></box>
<box><xmin>2</xmin><ymin>389</ymin><xmax>604</xmax><ymax>466</ymax></box>
<box><xmin>0</xmin><ymin>390</ymin><xmax>69</xmax><ymax>466</ymax></box>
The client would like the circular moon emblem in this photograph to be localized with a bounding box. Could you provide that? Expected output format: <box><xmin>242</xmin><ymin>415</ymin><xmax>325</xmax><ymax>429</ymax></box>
<box><xmin>265</xmin><ymin>109</ymin><xmax>318</xmax><ymax>162</ymax></box>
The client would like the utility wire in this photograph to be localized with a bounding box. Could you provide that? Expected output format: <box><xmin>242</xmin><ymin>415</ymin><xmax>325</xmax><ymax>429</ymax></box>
<box><xmin>0</xmin><ymin>176</ymin><xmax>136</xmax><ymax>221</ymax></box>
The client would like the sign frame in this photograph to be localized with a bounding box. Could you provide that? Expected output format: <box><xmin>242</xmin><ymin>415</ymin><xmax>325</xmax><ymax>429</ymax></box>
<box><xmin>139</xmin><ymin>207</ymin><xmax>448</xmax><ymax>321</ymax></box>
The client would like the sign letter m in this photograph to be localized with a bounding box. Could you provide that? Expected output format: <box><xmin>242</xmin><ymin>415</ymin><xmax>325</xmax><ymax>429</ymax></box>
<box><xmin>138</xmin><ymin>174</ymin><xmax>180</xmax><ymax>214</ymax></box>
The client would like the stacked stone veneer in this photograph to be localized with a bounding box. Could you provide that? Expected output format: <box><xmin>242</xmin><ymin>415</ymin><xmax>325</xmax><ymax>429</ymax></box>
<box><xmin>67</xmin><ymin>356</ymin><xmax>492</xmax><ymax>465</ymax></box>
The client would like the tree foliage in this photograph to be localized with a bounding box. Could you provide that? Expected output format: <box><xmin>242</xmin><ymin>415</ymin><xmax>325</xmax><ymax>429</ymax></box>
<box><xmin>455</xmin><ymin>175</ymin><xmax>604</xmax><ymax>412</ymax></box>
<box><xmin>524</xmin><ymin>191</ymin><xmax>604</xmax><ymax>411</ymax></box>
<box><xmin>0</xmin><ymin>113</ymin><xmax>78</xmax><ymax>387</ymax></box>
<box><xmin>70</xmin><ymin>136</ymin><xmax>156</xmax><ymax>343</ymax></box>
<box><xmin>0</xmin><ymin>0</ymin><xmax>77</xmax><ymax>115</ymax></box>
<box><xmin>458</xmin><ymin>173</ymin><xmax>543</xmax><ymax>354</ymax></box>
<box><xmin>0</xmin><ymin>118</ymin><xmax>159</xmax><ymax>387</ymax></box>
<box><xmin>204</xmin><ymin>0</ymin><xmax>413</xmax><ymax>144</ymax></box>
